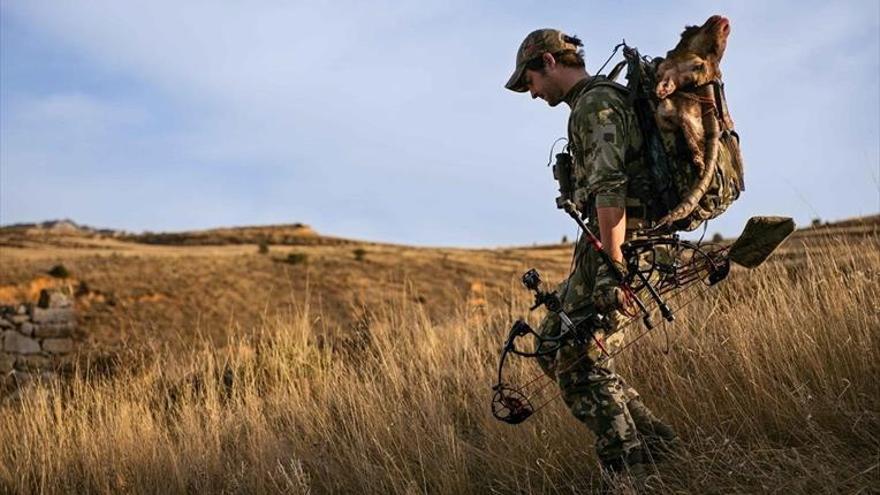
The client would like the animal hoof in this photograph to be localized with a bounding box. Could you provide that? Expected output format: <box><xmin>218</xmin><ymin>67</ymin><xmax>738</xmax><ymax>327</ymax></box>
<box><xmin>656</xmin><ymin>81</ymin><xmax>675</xmax><ymax>99</ymax></box>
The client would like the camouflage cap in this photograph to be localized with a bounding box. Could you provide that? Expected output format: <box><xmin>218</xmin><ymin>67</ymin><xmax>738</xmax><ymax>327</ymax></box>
<box><xmin>505</xmin><ymin>29</ymin><xmax>580</xmax><ymax>92</ymax></box>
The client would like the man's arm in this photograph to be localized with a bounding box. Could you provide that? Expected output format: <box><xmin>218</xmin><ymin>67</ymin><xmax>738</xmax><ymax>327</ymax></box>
<box><xmin>569</xmin><ymin>91</ymin><xmax>630</xmax><ymax>266</ymax></box>
<box><xmin>597</xmin><ymin>206</ymin><xmax>626</xmax><ymax>264</ymax></box>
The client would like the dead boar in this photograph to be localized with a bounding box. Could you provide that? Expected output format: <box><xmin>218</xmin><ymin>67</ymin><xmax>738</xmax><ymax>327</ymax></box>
<box><xmin>654</xmin><ymin>15</ymin><xmax>731</xmax><ymax>227</ymax></box>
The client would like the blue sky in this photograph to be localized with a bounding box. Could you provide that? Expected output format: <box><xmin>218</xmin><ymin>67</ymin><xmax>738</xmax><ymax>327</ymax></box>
<box><xmin>1</xmin><ymin>0</ymin><xmax>878</xmax><ymax>246</ymax></box>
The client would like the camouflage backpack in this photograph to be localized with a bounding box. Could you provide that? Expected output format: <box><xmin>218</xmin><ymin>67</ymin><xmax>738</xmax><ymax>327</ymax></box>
<box><xmin>603</xmin><ymin>44</ymin><xmax>746</xmax><ymax>233</ymax></box>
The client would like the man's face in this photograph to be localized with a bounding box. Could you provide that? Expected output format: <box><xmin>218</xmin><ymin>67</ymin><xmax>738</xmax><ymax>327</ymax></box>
<box><xmin>524</xmin><ymin>67</ymin><xmax>565</xmax><ymax>107</ymax></box>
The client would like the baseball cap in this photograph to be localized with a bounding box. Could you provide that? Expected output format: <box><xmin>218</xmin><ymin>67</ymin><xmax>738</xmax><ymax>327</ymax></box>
<box><xmin>505</xmin><ymin>29</ymin><xmax>581</xmax><ymax>92</ymax></box>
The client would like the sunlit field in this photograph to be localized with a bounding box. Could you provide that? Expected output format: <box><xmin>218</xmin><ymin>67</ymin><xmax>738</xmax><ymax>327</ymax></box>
<box><xmin>0</xmin><ymin>231</ymin><xmax>877</xmax><ymax>494</ymax></box>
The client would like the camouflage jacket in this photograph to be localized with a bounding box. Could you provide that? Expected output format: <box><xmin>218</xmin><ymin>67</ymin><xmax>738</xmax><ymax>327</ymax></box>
<box><xmin>562</xmin><ymin>77</ymin><xmax>651</xmax><ymax>230</ymax></box>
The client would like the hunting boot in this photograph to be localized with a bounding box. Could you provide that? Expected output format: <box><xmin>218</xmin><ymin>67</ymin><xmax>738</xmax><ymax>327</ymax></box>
<box><xmin>628</xmin><ymin>398</ymin><xmax>678</xmax><ymax>461</ymax></box>
<box><xmin>599</xmin><ymin>447</ymin><xmax>651</xmax><ymax>492</ymax></box>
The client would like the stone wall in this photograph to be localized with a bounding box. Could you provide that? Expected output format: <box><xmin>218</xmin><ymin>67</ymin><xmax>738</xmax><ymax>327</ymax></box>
<box><xmin>1</xmin><ymin>290</ymin><xmax>78</xmax><ymax>393</ymax></box>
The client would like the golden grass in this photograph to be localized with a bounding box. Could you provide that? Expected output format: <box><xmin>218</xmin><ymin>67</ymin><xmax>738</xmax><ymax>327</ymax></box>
<box><xmin>0</xmin><ymin>235</ymin><xmax>878</xmax><ymax>494</ymax></box>
<box><xmin>0</xmin><ymin>240</ymin><xmax>572</xmax><ymax>354</ymax></box>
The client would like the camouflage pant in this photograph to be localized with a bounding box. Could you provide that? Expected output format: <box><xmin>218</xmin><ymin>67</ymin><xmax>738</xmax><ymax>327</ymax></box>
<box><xmin>535</xmin><ymin>244</ymin><xmax>642</xmax><ymax>463</ymax></box>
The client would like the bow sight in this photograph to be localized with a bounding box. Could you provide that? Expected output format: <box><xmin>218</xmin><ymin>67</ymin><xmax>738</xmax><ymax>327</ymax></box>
<box><xmin>490</xmin><ymin>205</ymin><xmax>796</xmax><ymax>425</ymax></box>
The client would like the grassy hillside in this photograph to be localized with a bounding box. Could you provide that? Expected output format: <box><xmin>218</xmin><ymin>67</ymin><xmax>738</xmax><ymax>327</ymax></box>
<box><xmin>0</xmin><ymin>225</ymin><xmax>575</xmax><ymax>357</ymax></box>
<box><xmin>0</xmin><ymin>216</ymin><xmax>877</xmax><ymax>493</ymax></box>
<box><xmin>2</xmin><ymin>214</ymin><xmax>877</xmax><ymax>355</ymax></box>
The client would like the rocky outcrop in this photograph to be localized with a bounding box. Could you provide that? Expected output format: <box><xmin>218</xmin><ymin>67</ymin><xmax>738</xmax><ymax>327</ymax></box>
<box><xmin>1</xmin><ymin>290</ymin><xmax>79</xmax><ymax>396</ymax></box>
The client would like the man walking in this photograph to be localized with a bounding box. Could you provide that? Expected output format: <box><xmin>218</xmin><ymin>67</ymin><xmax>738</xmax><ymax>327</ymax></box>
<box><xmin>504</xmin><ymin>29</ymin><xmax>677</xmax><ymax>479</ymax></box>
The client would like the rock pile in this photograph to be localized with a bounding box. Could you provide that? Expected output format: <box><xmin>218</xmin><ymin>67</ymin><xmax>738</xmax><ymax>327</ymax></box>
<box><xmin>1</xmin><ymin>290</ymin><xmax>78</xmax><ymax>394</ymax></box>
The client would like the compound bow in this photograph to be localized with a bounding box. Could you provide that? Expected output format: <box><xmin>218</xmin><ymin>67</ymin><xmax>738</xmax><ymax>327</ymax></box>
<box><xmin>491</xmin><ymin>201</ymin><xmax>793</xmax><ymax>425</ymax></box>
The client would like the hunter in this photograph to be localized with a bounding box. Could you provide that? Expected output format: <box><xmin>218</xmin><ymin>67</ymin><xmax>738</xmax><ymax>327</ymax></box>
<box><xmin>504</xmin><ymin>29</ymin><xmax>677</xmax><ymax>478</ymax></box>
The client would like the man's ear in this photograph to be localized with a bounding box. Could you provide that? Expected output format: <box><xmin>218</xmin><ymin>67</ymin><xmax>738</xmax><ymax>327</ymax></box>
<box><xmin>542</xmin><ymin>52</ymin><xmax>557</xmax><ymax>71</ymax></box>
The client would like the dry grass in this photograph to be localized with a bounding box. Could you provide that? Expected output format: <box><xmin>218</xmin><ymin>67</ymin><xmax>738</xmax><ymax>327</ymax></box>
<box><xmin>0</xmin><ymin>232</ymin><xmax>877</xmax><ymax>494</ymax></box>
<box><xmin>122</xmin><ymin>222</ymin><xmax>323</xmax><ymax>246</ymax></box>
<box><xmin>0</xmin><ymin>239</ymin><xmax>571</xmax><ymax>355</ymax></box>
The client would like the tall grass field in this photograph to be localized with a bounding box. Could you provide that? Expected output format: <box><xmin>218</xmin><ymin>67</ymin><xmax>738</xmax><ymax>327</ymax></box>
<box><xmin>0</xmin><ymin>235</ymin><xmax>877</xmax><ymax>494</ymax></box>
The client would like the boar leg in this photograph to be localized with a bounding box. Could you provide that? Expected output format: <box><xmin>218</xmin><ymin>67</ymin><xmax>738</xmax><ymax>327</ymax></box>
<box><xmin>655</xmin><ymin>98</ymin><xmax>679</xmax><ymax>131</ymax></box>
<box><xmin>658</xmin><ymin>85</ymin><xmax>720</xmax><ymax>227</ymax></box>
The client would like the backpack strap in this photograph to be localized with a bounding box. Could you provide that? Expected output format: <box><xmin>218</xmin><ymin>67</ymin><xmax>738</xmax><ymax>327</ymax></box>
<box><xmin>607</xmin><ymin>60</ymin><xmax>628</xmax><ymax>82</ymax></box>
<box><xmin>583</xmin><ymin>77</ymin><xmax>630</xmax><ymax>96</ymax></box>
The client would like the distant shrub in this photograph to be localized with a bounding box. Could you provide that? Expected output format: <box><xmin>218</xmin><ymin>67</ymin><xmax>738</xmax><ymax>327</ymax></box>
<box><xmin>286</xmin><ymin>252</ymin><xmax>308</xmax><ymax>265</ymax></box>
<box><xmin>353</xmin><ymin>248</ymin><xmax>367</xmax><ymax>262</ymax></box>
<box><xmin>811</xmin><ymin>218</ymin><xmax>823</xmax><ymax>228</ymax></box>
<box><xmin>711</xmin><ymin>232</ymin><xmax>724</xmax><ymax>243</ymax></box>
<box><xmin>48</xmin><ymin>264</ymin><xmax>70</xmax><ymax>278</ymax></box>
<box><xmin>561</xmin><ymin>235</ymin><xmax>569</xmax><ymax>244</ymax></box>
<box><xmin>257</xmin><ymin>240</ymin><xmax>269</xmax><ymax>254</ymax></box>
<box><xmin>75</xmin><ymin>281</ymin><xmax>90</xmax><ymax>297</ymax></box>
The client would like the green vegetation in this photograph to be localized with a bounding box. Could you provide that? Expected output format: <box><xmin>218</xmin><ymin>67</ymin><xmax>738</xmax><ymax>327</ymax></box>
<box><xmin>286</xmin><ymin>252</ymin><xmax>308</xmax><ymax>265</ymax></box>
<box><xmin>257</xmin><ymin>240</ymin><xmax>270</xmax><ymax>254</ymax></box>
<box><xmin>47</xmin><ymin>264</ymin><xmax>70</xmax><ymax>278</ymax></box>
